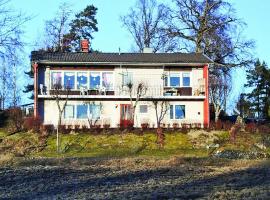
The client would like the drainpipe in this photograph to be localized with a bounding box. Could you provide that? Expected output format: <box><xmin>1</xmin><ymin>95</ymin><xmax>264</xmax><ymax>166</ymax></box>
<box><xmin>33</xmin><ymin>62</ymin><xmax>38</xmax><ymax>118</ymax></box>
<box><xmin>203</xmin><ymin>64</ymin><xmax>209</xmax><ymax>128</ymax></box>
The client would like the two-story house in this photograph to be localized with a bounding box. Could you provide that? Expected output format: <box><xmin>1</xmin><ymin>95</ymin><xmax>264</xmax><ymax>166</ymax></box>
<box><xmin>31</xmin><ymin>41</ymin><xmax>211</xmax><ymax>128</ymax></box>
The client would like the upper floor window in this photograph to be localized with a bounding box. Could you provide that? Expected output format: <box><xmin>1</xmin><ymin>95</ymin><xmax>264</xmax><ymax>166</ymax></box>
<box><xmin>51</xmin><ymin>72</ymin><xmax>62</xmax><ymax>88</ymax></box>
<box><xmin>169</xmin><ymin>73</ymin><xmax>180</xmax><ymax>87</ymax></box>
<box><xmin>64</xmin><ymin>72</ymin><xmax>75</xmax><ymax>89</ymax></box>
<box><xmin>182</xmin><ymin>73</ymin><xmax>190</xmax><ymax>87</ymax></box>
<box><xmin>102</xmin><ymin>72</ymin><xmax>113</xmax><ymax>90</ymax></box>
<box><xmin>170</xmin><ymin>105</ymin><xmax>185</xmax><ymax>119</ymax></box>
<box><xmin>164</xmin><ymin>72</ymin><xmax>191</xmax><ymax>87</ymax></box>
<box><xmin>77</xmin><ymin>72</ymin><xmax>88</xmax><ymax>89</ymax></box>
<box><xmin>122</xmin><ymin>72</ymin><xmax>133</xmax><ymax>86</ymax></box>
<box><xmin>90</xmin><ymin>72</ymin><xmax>100</xmax><ymax>89</ymax></box>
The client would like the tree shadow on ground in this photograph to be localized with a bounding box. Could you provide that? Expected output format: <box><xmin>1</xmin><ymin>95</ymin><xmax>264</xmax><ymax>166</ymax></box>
<box><xmin>0</xmin><ymin>158</ymin><xmax>270</xmax><ymax>199</ymax></box>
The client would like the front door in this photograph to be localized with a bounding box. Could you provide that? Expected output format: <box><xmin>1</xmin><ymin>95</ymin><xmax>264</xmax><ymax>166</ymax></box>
<box><xmin>120</xmin><ymin>104</ymin><xmax>133</xmax><ymax>127</ymax></box>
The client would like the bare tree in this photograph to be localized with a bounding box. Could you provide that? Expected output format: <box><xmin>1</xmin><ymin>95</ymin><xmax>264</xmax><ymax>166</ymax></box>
<box><xmin>40</xmin><ymin>3</ymin><xmax>72</xmax><ymax>52</ymax></box>
<box><xmin>121</xmin><ymin>0</ymin><xmax>175</xmax><ymax>52</ymax></box>
<box><xmin>51</xmin><ymin>83</ymin><xmax>70</xmax><ymax>153</ymax></box>
<box><xmin>152</xmin><ymin>100</ymin><xmax>170</xmax><ymax>128</ymax></box>
<box><xmin>126</xmin><ymin>82</ymin><xmax>148</xmax><ymax>126</ymax></box>
<box><xmin>209</xmin><ymin>74</ymin><xmax>231</xmax><ymax>122</ymax></box>
<box><xmin>83</xmin><ymin>101</ymin><xmax>103</xmax><ymax>128</ymax></box>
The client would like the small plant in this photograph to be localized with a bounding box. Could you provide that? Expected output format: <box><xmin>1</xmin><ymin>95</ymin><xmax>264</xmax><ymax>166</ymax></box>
<box><xmin>167</xmin><ymin>123</ymin><xmax>170</xmax><ymax>129</ymax></box>
<box><xmin>141</xmin><ymin>123</ymin><xmax>149</xmax><ymax>130</ymax></box>
<box><xmin>229</xmin><ymin>123</ymin><xmax>241</xmax><ymax>143</ymax></box>
<box><xmin>103</xmin><ymin>124</ymin><xmax>110</xmax><ymax>129</ymax></box>
<box><xmin>173</xmin><ymin>123</ymin><xmax>179</xmax><ymax>129</ymax></box>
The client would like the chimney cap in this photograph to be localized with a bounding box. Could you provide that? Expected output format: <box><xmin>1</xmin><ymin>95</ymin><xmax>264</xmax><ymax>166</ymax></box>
<box><xmin>143</xmin><ymin>47</ymin><xmax>153</xmax><ymax>53</ymax></box>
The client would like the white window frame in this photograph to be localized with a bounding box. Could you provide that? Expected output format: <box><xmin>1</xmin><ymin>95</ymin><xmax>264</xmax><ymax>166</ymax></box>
<box><xmin>164</xmin><ymin>71</ymin><xmax>192</xmax><ymax>88</ymax></box>
<box><xmin>169</xmin><ymin>104</ymin><xmax>186</xmax><ymax>120</ymax></box>
<box><xmin>50</xmin><ymin>70</ymin><xmax>114</xmax><ymax>91</ymax></box>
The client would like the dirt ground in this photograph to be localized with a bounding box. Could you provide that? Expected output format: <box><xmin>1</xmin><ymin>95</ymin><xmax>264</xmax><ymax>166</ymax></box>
<box><xmin>0</xmin><ymin>157</ymin><xmax>270</xmax><ymax>199</ymax></box>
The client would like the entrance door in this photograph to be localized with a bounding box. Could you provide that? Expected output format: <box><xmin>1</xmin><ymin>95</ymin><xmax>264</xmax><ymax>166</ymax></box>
<box><xmin>120</xmin><ymin>104</ymin><xmax>133</xmax><ymax>127</ymax></box>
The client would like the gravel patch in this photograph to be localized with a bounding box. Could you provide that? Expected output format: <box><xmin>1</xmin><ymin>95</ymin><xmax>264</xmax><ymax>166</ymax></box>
<box><xmin>0</xmin><ymin>158</ymin><xmax>270</xmax><ymax>199</ymax></box>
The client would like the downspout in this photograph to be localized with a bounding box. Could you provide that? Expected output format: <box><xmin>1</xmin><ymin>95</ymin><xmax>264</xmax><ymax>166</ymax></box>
<box><xmin>33</xmin><ymin>62</ymin><xmax>38</xmax><ymax>118</ymax></box>
<box><xmin>203</xmin><ymin>64</ymin><xmax>209</xmax><ymax>128</ymax></box>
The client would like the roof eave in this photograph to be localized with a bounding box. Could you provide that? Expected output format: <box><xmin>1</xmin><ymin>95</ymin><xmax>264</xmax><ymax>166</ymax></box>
<box><xmin>35</xmin><ymin>61</ymin><xmax>210</xmax><ymax>66</ymax></box>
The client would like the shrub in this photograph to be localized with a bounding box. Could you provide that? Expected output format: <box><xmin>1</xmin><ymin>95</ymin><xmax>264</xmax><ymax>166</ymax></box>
<box><xmin>215</xmin><ymin>120</ymin><xmax>223</xmax><ymax>130</ymax></box>
<box><xmin>258</xmin><ymin>125</ymin><xmax>270</xmax><ymax>134</ymax></box>
<box><xmin>40</xmin><ymin>124</ymin><xmax>54</xmax><ymax>135</ymax></box>
<box><xmin>6</xmin><ymin>108</ymin><xmax>24</xmax><ymax>133</ymax></box>
<box><xmin>23</xmin><ymin>116</ymin><xmax>42</xmax><ymax>133</ymax></box>
<box><xmin>229</xmin><ymin>124</ymin><xmax>241</xmax><ymax>143</ymax></box>
<box><xmin>223</xmin><ymin>121</ymin><xmax>233</xmax><ymax>131</ymax></box>
<box><xmin>245</xmin><ymin>122</ymin><xmax>257</xmax><ymax>133</ymax></box>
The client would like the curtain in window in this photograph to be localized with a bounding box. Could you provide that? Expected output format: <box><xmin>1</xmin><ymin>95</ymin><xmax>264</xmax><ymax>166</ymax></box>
<box><xmin>51</xmin><ymin>72</ymin><xmax>62</xmax><ymax>88</ymax></box>
<box><xmin>183</xmin><ymin>73</ymin><xmax>190</xmax><ymax>87</ymax></box>
<box><xmin>64</xmin><ymin>105</ymin><xmax>74</xmax><ymax>119</ymax></box>
<box><xmin>77</xmin><ymin>72</ymin><xmax>88</xmax><ymax>89</ymax></box>
<box><xmin>175</xmin><ymin>105</ymin><xmax>185</xmax><ymax>119</ymax></box>
<box><xmin>90</xmin><ymin>104</ymin><xmax>100</xmax><ymax>119</ymax></box>
<box><xmin>102</xmin><ymin>72</ymin><xmax>113</xmax><ymax>90</ymax></box>
<box><xmin>90</xmin><ymin>72</ymin><xmax>100</xmax><ymax>89</ymax></box>
<box><xmin>77</xmin><ymin>105</ymin><xmax>88</xmax><ymax>119</ymax></box>
<box><xmin>64</xmin><ymin>72</ymin><xmax>75</xmax><ymax>89</ymax></box>
<box><xmin>170</xmin><ymin>74</ymin><xmax>180</xmax><ymax>87</ymax></box>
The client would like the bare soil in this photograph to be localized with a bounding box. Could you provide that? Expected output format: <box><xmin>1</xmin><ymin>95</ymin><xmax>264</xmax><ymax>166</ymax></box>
<box><xmin>0</xmin><ymin>157</ymin><xmax>270</xmax><ymax>199</ymax></box>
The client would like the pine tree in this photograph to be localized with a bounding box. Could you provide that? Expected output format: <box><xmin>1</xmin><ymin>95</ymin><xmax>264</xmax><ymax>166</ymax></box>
<box><xmin>23</xmin><ymin>69</ymin><xmax>34</xmax><ymax>99</ymax></box>
<box><xmin>65</xmin><ymin>5</ymin><xmax>98</xmax><ymax>51</ymax></box>
<box><xmin>245</xmin><ymin>59</ymin><xmax>270</xmax><ymax>119</ymax></box>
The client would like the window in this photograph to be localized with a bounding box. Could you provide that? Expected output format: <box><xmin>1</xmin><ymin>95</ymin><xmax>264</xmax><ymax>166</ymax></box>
<box><xmin>77</xmin><ymin>105</ymin><xmax>88</xmax><ymax>119</ymax></box>
<box><xmin>51</xmin><ymin>72</ymin><xmax>62</xmax><ymax>88</ymax></box>
<box><xmin>139</xmin><ymin>105</ymin><xmax>148</xmax><ymax>113</ymax></box>
<box><xmin>182</xmin><ymin>73</ymin><xmax>190</xmax><ymax>87</ymax></box>
<box><xmin>90</xmin><ymin>72</ymin><xmax>100</xmax><ymax>89</ymax></box>
<box><xmin>123</xmin><ymin>72</ymin><xmax>133</xmax><ymax>86</ymax></box>
<box><xmin>169</xmin><ymin>73</ymin><xmax>180</xmax><ymax>87</ymax></box>
<box><xmin>64</xmin><ymin>72</ymin><xmax>75</xmax><ymax>89</ymax></box>
<box><xmin>170</xmin><ymin>105</ymin><xmax>185</xmax><ymax>119</ymax></box>
<box><xmin>64</xmin><ymin>105</ymin><xmax>74</xmax><ymax>119</ymax></box>
<box><xmin>89</xmin><ymin>104</ymin><xmax>101</xmax><ymax>119</ymax></box>
<box><xmin>77</xmin><ymin>72</ymin><xmax>88</xmax><ymax>89</ymax></box>
<box><xmin>102</xmin><ymin>72</ymin><xmax>113</xmax><ymax>90</ymax></box>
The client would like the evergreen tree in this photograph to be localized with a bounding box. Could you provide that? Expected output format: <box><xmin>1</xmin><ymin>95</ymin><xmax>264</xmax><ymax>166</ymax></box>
<box><xmin>23</xmin><ymin>69</ymin><xmax>34</xmax><ymax>100</ymax></box>
<box><xmin>245</xmin><ymin>59</ymin><xmax>270</xmax><ymax>119</ymax></box>
<box><xmin>65</xmin><ymin>5</ymin><xmax>98</xmax><ymax>51</ymax></box>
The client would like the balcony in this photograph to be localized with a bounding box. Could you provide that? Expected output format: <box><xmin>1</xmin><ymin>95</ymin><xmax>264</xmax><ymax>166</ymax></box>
<box><xmin>38</xmin><ymin>83</ymin><xmax>206</xmax><ymax>100</ymax></box>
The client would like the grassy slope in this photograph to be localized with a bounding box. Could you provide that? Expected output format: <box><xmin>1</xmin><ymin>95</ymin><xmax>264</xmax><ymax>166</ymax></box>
<box><xmin>35</xmin><ymin>132</ymin><xmax>208</xmax><ymax>158</ymax></box>
<box><xmin>0</xmin><ymin>129</ymin><xmax>269</xmax><ymax>159</ymax></box>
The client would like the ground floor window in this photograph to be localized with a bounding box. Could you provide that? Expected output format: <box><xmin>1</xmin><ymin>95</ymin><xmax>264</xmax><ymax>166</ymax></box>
<box><xmin>170</xmin><ymin>105</ymin><xmax>185</xmax><ymax>119</ymax></box>
<box><xmin>139</xmin><ymin>105</ymin><xmax>148</xmax><ymax>113</ymax></box>
<box><xmin>89</xmin><ymin>104</ymin><xmax>101</xmax><ymax>119</ymax></box>
<box><xmin>77</xmin><ymin>104</ymin><xmax>88</xmax><ymax>119</ymax></box>
<box><xmin>64</xmin><ymin>105</ymin><xmax>74</xmax><ymax>119</ymax></box>
<box><xmin>63</xmin><ymin>103</ymin><xmax>101</xmax><ymax>119</ymax></box>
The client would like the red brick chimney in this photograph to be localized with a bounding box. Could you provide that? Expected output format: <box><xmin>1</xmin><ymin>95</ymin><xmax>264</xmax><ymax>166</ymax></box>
<box><xmin>81</xmin><ymin>39</ymin><xmax>89</xmax><ymax>52</ymax></box>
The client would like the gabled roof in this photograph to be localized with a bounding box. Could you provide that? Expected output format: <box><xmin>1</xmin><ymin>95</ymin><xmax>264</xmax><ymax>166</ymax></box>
<box><xmin>31</xmin><ymin>51</ymin><xmax>212</xmax><ymax>65</ymax></box>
